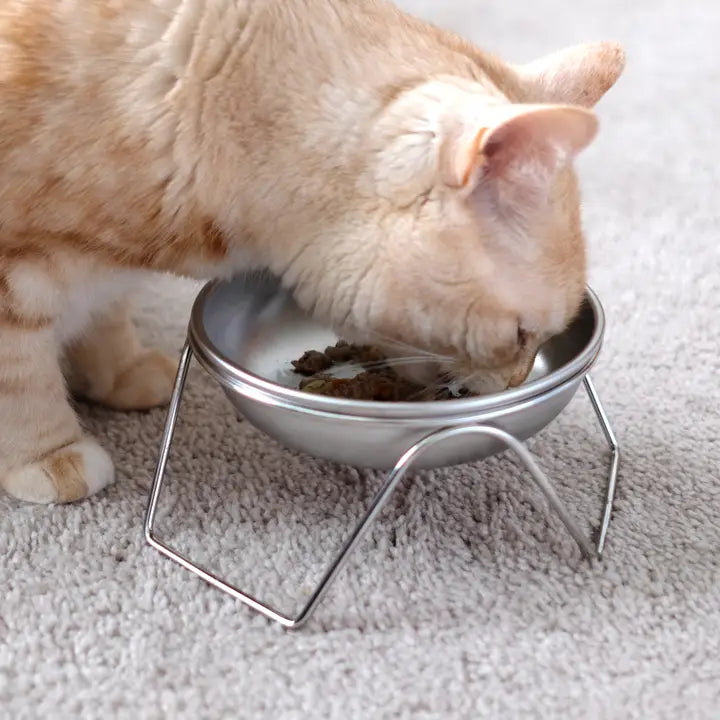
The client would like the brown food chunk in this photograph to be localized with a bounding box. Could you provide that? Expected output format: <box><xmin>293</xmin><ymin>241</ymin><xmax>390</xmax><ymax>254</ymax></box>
<box><xmin>352</xmin><ymin>345</ymin><xmax>387</xmax><ymax>364</ymax></box>
<box><xmin>291</xmin><ymin>342</ymin><xmax>473</xmax><ymax>401</ymax></box>
<box><xmin>324</xmin><ymin>341</ymin><xmax>354</xmax><ymax>363</ymax></box>
<box><xmin>298</xmin><ymin>374</ymin><xmax>334</xmax><ymax>391</ymax></box>
<box><xmin>291</xmin><ymin>350</ymin><xmax>332</xmax><ymax>375</ymax></box>
<box><xmin>300</xmin><ymin>372</ymin><xmax>420</xmax><ymax>401</ymax></box>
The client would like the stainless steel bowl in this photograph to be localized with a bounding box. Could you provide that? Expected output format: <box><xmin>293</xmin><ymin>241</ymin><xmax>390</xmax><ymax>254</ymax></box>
<box><xmin>188</xmin><ymin>274</ymin><xmax>604</xmax><ymax>471</ymax></box>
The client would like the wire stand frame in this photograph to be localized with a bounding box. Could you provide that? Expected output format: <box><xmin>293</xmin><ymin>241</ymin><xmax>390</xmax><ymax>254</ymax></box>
<box><xmin>144</xmin><ymin>342</ymin><xmax>620</xmax><ymax>630</ymax></box>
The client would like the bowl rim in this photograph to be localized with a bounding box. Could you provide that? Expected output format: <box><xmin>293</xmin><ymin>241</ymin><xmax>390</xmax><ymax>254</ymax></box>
<box><xmin>188</xmin><ymin>279</ymin><xmax>605</xmax><ymax>421</ymax></box>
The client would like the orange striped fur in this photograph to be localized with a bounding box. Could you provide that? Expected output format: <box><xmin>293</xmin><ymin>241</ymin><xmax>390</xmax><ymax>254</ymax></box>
<box><xmin>0</xmin><ymin>0</ymin><xmax>624</xmax><ymax>503</ymax></box>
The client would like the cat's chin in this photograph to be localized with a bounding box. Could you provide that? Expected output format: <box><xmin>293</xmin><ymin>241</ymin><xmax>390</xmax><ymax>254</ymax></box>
<box><xmin>388</xmin><ymin>358</ymin><xmax>511</xmax><ymax>398</ymax></box>
<box><xmin>457</xmin><ymin>371</ymin><xmax>510</xmax><ymax>396</ymax></box>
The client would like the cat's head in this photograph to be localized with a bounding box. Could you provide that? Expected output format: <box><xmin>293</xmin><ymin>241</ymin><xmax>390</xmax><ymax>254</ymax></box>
<box><xmin>281</xmin><ymin>41</ymin><xmax>625</xmax><ymax>394</ymax></box>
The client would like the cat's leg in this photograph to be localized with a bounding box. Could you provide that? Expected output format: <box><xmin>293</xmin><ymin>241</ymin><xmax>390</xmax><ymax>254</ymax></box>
<box><xmin>65</xmin><ymin>300</ymin><xmax>177</xmax><ymax>411</ymax></box>
<box><xmin>0</xmin><ymin>323</ymin><xmax>114</xmax><ymax>504</ymax></box>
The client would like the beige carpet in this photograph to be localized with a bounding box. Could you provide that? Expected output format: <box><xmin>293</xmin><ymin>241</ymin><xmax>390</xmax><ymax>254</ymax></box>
<box><xmin>3</xmin><ymin>0</ymin><xmax>720</xmax><ymax>717</ymax></box>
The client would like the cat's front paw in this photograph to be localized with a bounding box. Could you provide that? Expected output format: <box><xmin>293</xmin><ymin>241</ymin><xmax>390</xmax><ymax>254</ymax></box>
<box><xmin>96</xmin><ymin>349</ymin><xmax>178</xmax><ymax>411</ymax></box>
<box><xmin>1</xmin><ymin>438</ymin><xmax>114</xmax><ymax>504</ymax></box>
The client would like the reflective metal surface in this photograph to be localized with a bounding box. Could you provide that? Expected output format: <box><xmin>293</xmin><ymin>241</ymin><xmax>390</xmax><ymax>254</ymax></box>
<box><xmin>144</xmin><ymin>275</ymin><xmax>621</xmax><ymax>629</ymax></box>
<box><xmin>145</xmin><ymin>376</ymin><xmax>620</xmax><ymax>630</ymax></box>
<box><xmin>144</xmin><ymin>351</ymin><xmax>621</xmax><ymax>630</ymax></box>
<box><xmin>187</xmin><ymin>274</ymin><xmax>605</xmax><ymax>470</ymax></box>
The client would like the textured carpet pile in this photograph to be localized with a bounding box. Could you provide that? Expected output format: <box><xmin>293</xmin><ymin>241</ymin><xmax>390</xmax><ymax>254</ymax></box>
<box><xmin>2</xmin><ymin>1</ymin><xmax>719</xmax><ymax>717</ymax></box>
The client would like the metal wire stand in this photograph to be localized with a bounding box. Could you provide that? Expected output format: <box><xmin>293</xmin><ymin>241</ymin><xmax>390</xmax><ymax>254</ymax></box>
<box><xmin>144</xmin><ymin>343</ymin><xmax>620</xmax><ymax>630</ymax></box>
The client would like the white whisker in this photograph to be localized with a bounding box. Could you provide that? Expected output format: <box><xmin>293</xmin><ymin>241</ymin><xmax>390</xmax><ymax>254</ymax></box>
<box><xmin>360</xmin><ymin>329</ymin><xmax>456</xmax><ymax>364</ymax></box>
<box><xmin>357</xmin><ymin>356</ymin><xmax>438</xmax><ymax>370</ymax></box>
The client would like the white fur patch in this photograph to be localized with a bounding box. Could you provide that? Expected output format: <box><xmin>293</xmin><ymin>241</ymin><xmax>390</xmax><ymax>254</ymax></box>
<box><xmin>55</xmin><ymin>270</ymin><xmax>150</xmax><ymax>344</ymax></box>
<box><xmin>1</xmin><ymin>437</ymin><xmax>114</xmax><ymax>504</ymax></box>
<box><xmin>6</xmin><ymin>263</ymin><xmax>62</xmax><ymax>318</ymax></box>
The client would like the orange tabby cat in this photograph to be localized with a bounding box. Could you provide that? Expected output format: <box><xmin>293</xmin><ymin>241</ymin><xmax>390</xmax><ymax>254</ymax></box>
<box><xmin>0</xmin><ymin>0</ymin><xmax>624</xmax><ymax>504</ymax></box>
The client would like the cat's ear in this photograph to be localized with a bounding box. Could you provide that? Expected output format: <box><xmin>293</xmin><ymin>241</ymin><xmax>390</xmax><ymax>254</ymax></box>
<box><xmin>440</xmin><ymin>103</ymin><xmax>597</xmax><ymax>190</ymax></box>
<box><xmin>513</xmin><ymin>41</ymin><xmax>625</xmax><ymax>108</ymax></box>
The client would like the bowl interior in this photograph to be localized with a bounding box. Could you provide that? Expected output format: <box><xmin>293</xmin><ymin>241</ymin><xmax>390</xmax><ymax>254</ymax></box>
<box><xmin>197</xmin><ymin>273</ymin><xmax>599</xmax><ymax>404</ymax></box>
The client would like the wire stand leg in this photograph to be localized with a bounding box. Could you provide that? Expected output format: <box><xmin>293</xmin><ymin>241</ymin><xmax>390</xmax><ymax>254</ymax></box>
<box><xmin>144</xmin><ymin>356</ymin><xmax>620</xmax><ymax>629</ymax></box>
<box><xmin>583</xmin><ymin>375</ymin><xmax>621</xmax><ymax>557</ymax></box>
<box><xmin>144</xmin><ymin>341</ymin><xmax>193</xmax><ymax>548</ymax></box>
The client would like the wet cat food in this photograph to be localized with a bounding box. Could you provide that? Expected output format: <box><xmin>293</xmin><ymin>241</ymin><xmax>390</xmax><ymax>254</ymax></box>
<box><xmin>291</xmin><ymin>342</ymin><xmax>471</xmax><ymax>402</ymax></box>
<box><xmin>291</xmin><ymin>350</ymin><xmax>333</xmax><ymax>375</ymax></box>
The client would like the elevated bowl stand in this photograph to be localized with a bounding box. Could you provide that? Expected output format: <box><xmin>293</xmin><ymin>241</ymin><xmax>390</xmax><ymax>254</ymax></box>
<box><xmin>143</xmin><ymin>341</ymin><xmax>620</xmax><ymax>630</ymax></box>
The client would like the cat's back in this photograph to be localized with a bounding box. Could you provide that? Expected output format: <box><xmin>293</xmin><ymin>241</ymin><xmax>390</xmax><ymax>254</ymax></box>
<box><xmin>0</xmin><ymin>0</ymin><xmax>521</xmax><ymax>260</ymax></box>
<box><xmin>0</xmin><ymin>0</ymin><xmax>169</xmax><ymax>150</ymax></box>
<box><xmin>0</xmin><ymin>0</ymin><xmax>190</xmax><ymax>250</ymax></box>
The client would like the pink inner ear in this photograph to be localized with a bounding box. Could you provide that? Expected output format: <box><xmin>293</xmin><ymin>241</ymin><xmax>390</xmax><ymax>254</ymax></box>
<box><xmin>440</xmin><ymin>104</ymin><xmax>596</xmax><ymax>192</ymax></box>
<box><xmin>481</xmin><ymin>124</ymin><xmax>551</xmax><ymax>180</ymax></box>
<box><xmin>478</xmin><ymin>106</ymin><xmax>598</xmax><ymax>181</ymax></box>
<box><xmin>482</xmin><ymin>131</ymin><xmax>516</xmax><ymax>176</ymax></box>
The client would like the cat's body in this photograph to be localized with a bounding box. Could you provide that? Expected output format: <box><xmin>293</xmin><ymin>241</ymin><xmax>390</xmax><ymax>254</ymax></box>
<box><xmin>0</xmin><ymin>0</ymin><xmax>624</xmax><ymax>503</ymax></box>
